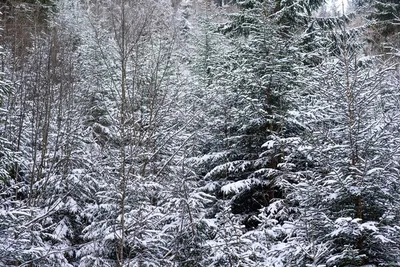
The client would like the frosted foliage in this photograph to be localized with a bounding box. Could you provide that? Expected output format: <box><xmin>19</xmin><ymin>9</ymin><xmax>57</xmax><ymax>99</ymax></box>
<box><xmin>277</xmin><ymin>22</ymin><xmax>400</xmax><ymax>265</ymax></box>
<box><xmin>0</xmin><ymin>0</ymin><xmax>399</xmax><ymax>266</ymax></box>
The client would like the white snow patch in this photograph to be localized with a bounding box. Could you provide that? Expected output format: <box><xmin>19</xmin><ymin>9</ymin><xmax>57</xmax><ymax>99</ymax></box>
<box><xmin>221</xmin><ymin>178</ymin><xmax>261</xmax><ymax>194</ymax></box>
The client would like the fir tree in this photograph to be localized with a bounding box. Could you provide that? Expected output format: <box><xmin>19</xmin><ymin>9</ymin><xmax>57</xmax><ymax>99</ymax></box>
<box><xmin>280</xmin><ymin>16</ymin><xmax>400</xmax><ymax>266</ymax></box>
<box><xmin>372</xmin><ymin>0</ymin><xmax>400</xmax><ymax>38</ymax></box>
<box><xmin>191</xmin><ymin>1</ymin><xmax>313</xmax><ymax>265</ymax></box>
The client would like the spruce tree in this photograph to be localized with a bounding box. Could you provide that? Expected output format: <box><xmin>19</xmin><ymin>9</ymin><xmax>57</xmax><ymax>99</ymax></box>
<box><xmin>279</xmin><ymin>16</ymin><xmax>400</xmax><ymax>266</ymax></box>
<box><xmin>372</xmin><ymin>0</ymin><xmax>400</xmax><ymax>38</ymax></box>
<box><xmin>191</xmin><ymin>0</ymin><xmax>315</xmax><ymax>265</ymax></box>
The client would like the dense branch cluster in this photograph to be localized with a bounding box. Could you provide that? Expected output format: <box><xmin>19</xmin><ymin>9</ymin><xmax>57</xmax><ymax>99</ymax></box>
<box><xmin>0</xmin><ymin>0</ymin><xmax>399</xmax><ymax>266</ymax></box>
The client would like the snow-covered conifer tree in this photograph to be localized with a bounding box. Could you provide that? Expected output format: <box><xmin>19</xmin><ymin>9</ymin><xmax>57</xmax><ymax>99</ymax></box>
<box><xmin>277</xmin><ymin>15</ymin><xmax>400</xmax><ymax>266</ymax></box>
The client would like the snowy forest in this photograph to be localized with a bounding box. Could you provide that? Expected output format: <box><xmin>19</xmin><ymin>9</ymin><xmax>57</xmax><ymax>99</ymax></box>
<box><xmin>0</xmin><ymin>0</ymin><xmax>399</xmax><ymax>266</ymax></box>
